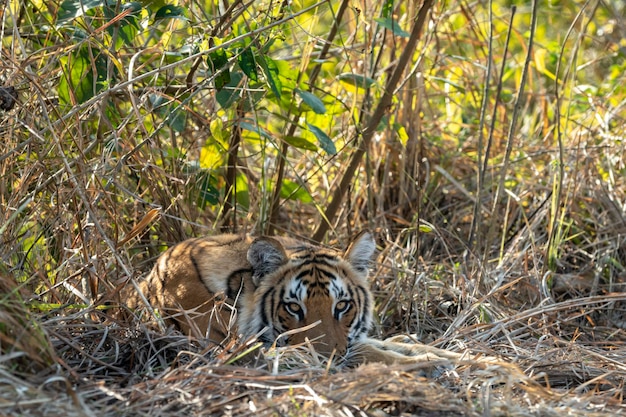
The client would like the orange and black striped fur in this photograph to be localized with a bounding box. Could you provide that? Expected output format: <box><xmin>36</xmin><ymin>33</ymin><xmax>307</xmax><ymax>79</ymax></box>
<box><xmin>129</xmin><ymin>232</ymin><xmax>473</xmax><ymax>365</ymax></box>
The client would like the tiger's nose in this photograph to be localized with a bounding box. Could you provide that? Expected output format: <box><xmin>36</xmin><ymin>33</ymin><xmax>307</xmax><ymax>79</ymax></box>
<box><xmin>316</xmin><ymin>338</ymin><xmax>346</xmax><ymax>356</ymax></box>
<box><xmin>310</xmin><ymin>326</ymin><xmax>348</xmax><ymax>357</ymax></box>
<box><xmin>290</xmin><ymin>325</ymin><xmax>348</xmax><ymax>357</ymax></box>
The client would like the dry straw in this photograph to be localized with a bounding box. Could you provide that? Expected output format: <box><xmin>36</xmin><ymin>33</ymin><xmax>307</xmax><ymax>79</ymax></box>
<box><xmin>1</xmin><ymin>0</ymin><xmax>626</xmax><ymax>415</ymax></box>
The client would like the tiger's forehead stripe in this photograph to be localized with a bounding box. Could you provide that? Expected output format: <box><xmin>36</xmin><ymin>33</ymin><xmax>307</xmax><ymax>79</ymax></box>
<box><xmin>329</xmin><ymin>279</ymin><xmax>348</xmax><ymax>299</ymax></box>
<box><xmin>317</xmin><ymin>268</ymin><xmax>340</xmax><ymax>281</ymax></box>
<box><xmin>277</xmin><ymin>260</ymin><xmax>351</xmax><ymax>299</ymax></box>
<box><xmin>294</xmin><ymin>257</ymin><xmax>339</xmax><ymax>269</ymax></box>
<box><xmin>288</xmin><ymin>262</ymin><xmax>340</xmax><ymax>283</ymax></box>
<box><xmin>286</xmin><ymin>276</ymin><xmax>307</xmax><ymax>301</ymax></box>
<box><xmin>292</xmin><ymin>269</ymin><xmax>331</xmax><ymax>297</ymax></box>
<box><xmin>291</xmin><ymin>269</ymin><xmax>310</xmax><ymax>283</ymax></box>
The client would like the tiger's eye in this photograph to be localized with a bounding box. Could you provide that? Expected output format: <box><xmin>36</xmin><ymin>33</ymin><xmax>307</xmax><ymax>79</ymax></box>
<box><xmin>335</xmin><ymin>300</ymin><xmax>350</xmax><ymax>314</ymax></box>
<box><xmin>285</xmin><ymin>302</ymin><xmax>301</xmax><ymax>316</ymax></box>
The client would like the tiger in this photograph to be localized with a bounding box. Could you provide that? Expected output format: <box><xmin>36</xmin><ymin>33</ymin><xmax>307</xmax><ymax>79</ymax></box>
<box><xmin>127</xmin><ymin>231</ymin><xmax>473</xmax><ymax>366</ymax></box>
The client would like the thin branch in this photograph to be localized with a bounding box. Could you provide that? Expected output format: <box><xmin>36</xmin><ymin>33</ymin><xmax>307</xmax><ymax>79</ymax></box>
<box><xmin>266</xmin><ymin>0</ymin><xmax>351</xmax><ymax>236</ymax></box>
<box><xmin>543</xmin><ymin>0</ymin><xmax>599</xmax><ymax>275</ymax></box>
<box><xmin>468</xmin><ymin>0</ymin><xmax>496</xmax><ymax>251</ymax></box>
<box><xmin>491</xmin><ymin>0</ymin><xmax>538</xmax><ymax>220</ymax></box>
<box><xmin>313</xmin><ymin>0</ymin><xmax>434</xmax><ymax>242</ymax></box>
<box><xmin>475</xmin><ymin>6</ymin><xmax>516</xmax><ymax>280</ymax></box>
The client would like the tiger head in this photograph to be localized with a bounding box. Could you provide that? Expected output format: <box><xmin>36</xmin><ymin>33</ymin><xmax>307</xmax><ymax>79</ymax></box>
<box><xmin>240</xmin><ymin>232</ymin><xmax>376</xmax><ymax>357</ymax></box>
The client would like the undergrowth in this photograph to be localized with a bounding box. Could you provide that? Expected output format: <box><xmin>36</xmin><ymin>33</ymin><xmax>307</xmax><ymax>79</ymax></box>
<box><xmin>1</xmin><ymin>0</ymin><xmax>625</xmax><ymax>415</ymax></box>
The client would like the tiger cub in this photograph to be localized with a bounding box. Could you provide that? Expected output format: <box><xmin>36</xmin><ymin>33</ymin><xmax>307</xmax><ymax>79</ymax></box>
<box><xmin>129</xmin><ymin>232</ymin><xmax>472</xmax><ymax>365</ymax></box>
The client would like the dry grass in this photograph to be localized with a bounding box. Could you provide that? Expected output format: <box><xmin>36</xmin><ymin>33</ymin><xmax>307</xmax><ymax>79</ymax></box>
<box><xmin>2</xmin><ymin>245</ymin><xmax>625</xmax><ymax>416</ymax></box>
<box><xmin>2</xmin><ymin>0</ymin><xmax>626</xmax><ymax>415</ymax></box>
<box><xmin>2</xmin><ymin>316</ymin><xmax>624</xmax><ymax>416</ymax></box>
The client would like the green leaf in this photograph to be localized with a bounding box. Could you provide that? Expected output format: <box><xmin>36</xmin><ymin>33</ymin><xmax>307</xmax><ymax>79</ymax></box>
<box><xmin>148</xmin><ymin>93</ymin><xmax>185</xmax><ymax>131</ymax></box>
<box><xmin>216</xmin><ymin>72</ymin><xmax>243</xmax><ymax>109</ymax></box>
<box><xmin>295</xmin><ymin>89</ymin><xmax>326</xmax><ymax>114</ymax></box>
<box><xmin>148</xmin><ymin>94</ymin><xmax>167</xmax><ymax>112</ymax></box>
<box><xmin>374</xmin><ymin>17</ymin><xmax>410</xmax><ymax>38</ymax></box>
<box><xmin>166</xmin><ymin>105</ymin><xmax>186</xmax><ymax>132</ymax></box>
<box><xmin>257</xmin><ymin>55</ymin><xmax>281</xmax><ymax>99</ymax></box>
<box><xmin>337</xmin><ymin>73</ymin><xmax>376</xmax><ymax>89</ymax></box>
<box><xmin>199</xmin><ymin>142</ymin><xmax>224</xmax><ymax>169</ymax></box>
<box><xmin>57</xmin><ymin>0</ymin><xmax>107</xmax><ymax>23</ymax></box>
<box><xmin>394</xmin><ymin>123</ymin><xmax>409</xmax><ymax>146</ymax></box>
<box><xmin>307</xmin><ymin>123</ymin><xmax>336</xmax><ymax>155</ymax></box>
<box><xmin>418</xmin><ymin>224</ymin><xmax>433</xmax><ymax>233</ymax></box>
<box><xmin>209</xmin><ymin>118</ymin><xmax>228</xmax><ymax>145</ymax></box>
<box><xmin>375</xmin><ymin>16</ymin><xmax>410</xmax><ymax>38</ymax></box>
<box><xmin>197</xmin><ymin>172</ymin><xmax>220</xmax><ymax>207</ymax></box>
<box><xmin>104</xmin><ymin>3</ymin><xmax>143</xmax><ymax>48</ymax></box>
<box><xmin>235</xmin><ymin>173</ymin><xmax>249</xmax><ymax>209</ymax></box>
<box><xmin>122</xmin><ymin>2</ymin><xmax>143</xmax><ymax>13</ymax></box>
<box><xmin>58</xmin><ymin>47</ymin><xmax>109</xmax><ymax>105</ymax></box>
<box><xmin>207</xmin><ymin>49</ymin><xmax>231</xmax><ymax>90</ymax></box>
<box><xmin>154</xmin><ymin>5</ymin><xmax>188</xmax><ymax>20</ymax></box>
<box><xmin>115</xmin><ymin>18</ymin><xmax>140</xmax><ymax>48</ymax></box>
<box><xmin>66</xmin><ymin>27</ymin><xmax>89</xmax><ymax>40</ymax></box>
<box><xmin>239</xmin><ymin>121</ymin><xmax>272</xmax><ymax>139</ymax></box>
<box><xmin>280</xmin><ymin>180</ymin><xmax>312</xmax><ymax>203</ymax></box>
<box><xmin>238</xmin><ymin>47</ymin><xmax>258</xmax><ymax>81</ymax></box>
<box><xmin>208</xmin><ymin>49</ymin><xmax>229</xmax><ymax>71</ymax></box>
<box><xmin>283</xmin><ymin>135</ymin><xmax>317</xmax><ymax>151</ymax></box>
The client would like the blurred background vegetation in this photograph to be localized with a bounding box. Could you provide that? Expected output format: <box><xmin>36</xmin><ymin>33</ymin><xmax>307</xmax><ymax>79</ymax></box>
<box><xmin>0</xmin><ymin>0</ymin><xmax>625</xmax><ymax>410</ymax></box>
<box><xmin>2</xmin><ymin>0</ymin><xmax>623</xmax><ymax>281</ymax></box>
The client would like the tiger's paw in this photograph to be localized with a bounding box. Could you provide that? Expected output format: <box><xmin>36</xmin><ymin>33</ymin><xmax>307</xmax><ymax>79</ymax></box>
<box><xmin>347</xmin><ymin>335</ymin><xmax>498</xmax><ymax>378</ymax></box>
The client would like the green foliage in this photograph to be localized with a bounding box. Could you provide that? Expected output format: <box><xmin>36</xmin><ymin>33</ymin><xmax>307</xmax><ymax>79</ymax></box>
<box><xmin>1</xmin><ymin>4</ymin><xmax>625</xmax><ymax>414</ymax></box>
<box><xmin>57</xmin><ymin>0</ymin><xmax>109</xmax><ymax>22</ymax></box>
<box><xmin>306</xmin><ymin>123</ymin><xmax>336</xmax><ymax>155</ymax></box>
<box><xmin>337</xmin><ymin>73</ymin><xmax>377</xmax><ymax>90</ymax></box>
<box><xmin>1</xmin><ymin>0</ymin><xmax>625</xmax><ymax>310</ymax></box>
<box><xmin>374</xmin><ymin>17</ymin><xmax>409</xmax><ymax>38</ymax></box>
<box><xmin>295</xmin><ymin>89</ymin><xmax>326</xmax><ymax>114</ymax></box>
<box><xmin>58</xmin><ymin>46</ymin><xmax>110</xmax><ymax>105</ymax></box>
<box><xmin>154</xmin><ymin>4</ymin><xmax>187</xmax><ymax>21</ymax></box>
<box><xmin>207</xmin><ymin>49</ymin><xmax>231</xmax><ymax>91</ymax></box>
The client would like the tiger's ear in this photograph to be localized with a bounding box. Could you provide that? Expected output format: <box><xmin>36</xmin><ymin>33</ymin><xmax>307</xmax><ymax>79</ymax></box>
<box><xmin>247</xmin><ymin>237</ymin><xmax>288</xmax><ymax>284</ymax></box>
<box><xmin>344</xmin><ymin>231</ymin><xmax>376</xmax><ymax>273</ymax></box>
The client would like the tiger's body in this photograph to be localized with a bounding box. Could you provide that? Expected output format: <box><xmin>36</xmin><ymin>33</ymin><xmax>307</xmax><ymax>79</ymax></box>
<box><xmin>129</xmin><ymin>232</ymin><xmax>472</xmax><ymax>366</ymax></box>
